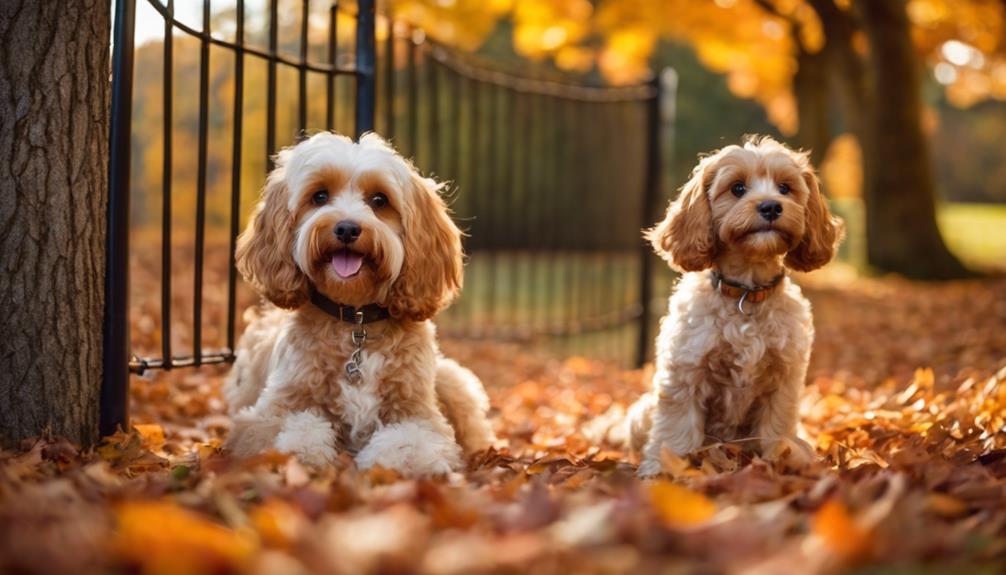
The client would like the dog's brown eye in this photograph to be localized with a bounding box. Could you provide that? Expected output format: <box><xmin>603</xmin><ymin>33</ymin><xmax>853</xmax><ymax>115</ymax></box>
<box><xmin>370</xmin><ymin>192</ymin><xmax>388</xmax><ymax>209</ymax></box>
<box><xmin>731</xmin><ymin>181</ymin><xmax>747</xmax><ymax>197</ymax></box>
<box><xmin>312</xmin><ymin>190</ymin><xmax>329</xmax><ymax>206</ymax></box>
<box><xmin>778</xmin><ymin>183</ymin><xmax>791</xmax><ymax>195</ymax></box>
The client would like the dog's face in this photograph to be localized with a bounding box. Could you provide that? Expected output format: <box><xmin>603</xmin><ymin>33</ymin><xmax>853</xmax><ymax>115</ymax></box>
<box><xmin>647</xmin><ymin>136</ymin><xmax>843</xmax><ymax>272</ymax></box>
<box><xmin>236</xmin><ymin>132</ymin><xmax>463</xmax><ymax>321</ymax></box>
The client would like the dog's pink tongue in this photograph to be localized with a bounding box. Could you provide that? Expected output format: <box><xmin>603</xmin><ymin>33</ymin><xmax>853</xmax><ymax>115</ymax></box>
<box><xmin>332</xmin><ymin>251</ymin><xmax>363</xmax><ymax>278</ymax></box>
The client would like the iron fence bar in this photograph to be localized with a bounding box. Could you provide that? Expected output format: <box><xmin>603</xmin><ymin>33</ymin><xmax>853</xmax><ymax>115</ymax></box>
<box><xmin>448</xmin><ymin>65</ymin><xmax>461</xmax><ymax>183</ymax></box>
<box><xmin>298</xmin><ymin>0</ymin><xmax>310</xmax><ymax>137</ymax></box>
<box><xmin>226</xmin><ymin>0</ymin><xmax>246</xmax><ymax>356</ymax></box>
<box><xmin>326</xmin><ymin>2</ymin><xmax>337</xmax><ymax>131</ymax></box>
<box><xmin>428</xmin><ymin>52</ymin><xmax>439</xmax><ymax>171</ymax></box>
<box><xmin>519</xmin><ymin>92</ymin><xmax>535</xmax><ymax>329</ymax></box>
<box><xmin>635</xmin><ymin>73</ymin><xmax>663</xmax><ymax>367</ymax></box>
<box><xmin>132</xmin><ymin>351</ymin><xmax>234</xmax><ymax>373</ymax></box>
<box><xmin>427</xmin><ymin>46</ymin><xmax>654</xmax><ymax>103</ymax></box>
<box><xmin>192</xmin><ymin>0</ymin><xmax>211</xmax><ymax>368</ymax></box>
<box><xmin>484</xmin><ymin>82</ymin><xmax>498</xmax><ymax>326</ymax></box>
<box><xmin>102</xmin><ymin>0</ymin><xmax>136</xmax><ymax>436</ymax></box>
<box><xmin>161</xmin><ymin>0</ymin><xmax>174</xmax><ymax>370</ymax></box>
<box><xmin>355</xmin><ymin>0</ymin><xmax>376</xmax><ymax>137</ymax></box>
<box><xmin>266</xmin><ymin>0</ymin><xmax>278</xmax><ymax>171</ymax></box>
<box><xmin>544</xmin><ymin>94</ymin><xmax>560</xmax><ymax>332</ymax></box>
<box><xmin>406</xmin><ymin>31</ymin><xmax>418</xmax><ymax>156</ymax></box>
<box><xmin>441</xmin><ymin>303</ymin><xmax>642</xmax><ymax>342</ymax></box>
<box><xmin>501</xmin><ymin>87</ymin><xmax>517</xmax><ymax>329</ymax></box>
<box><xmin>384</xmin><ymin>16</ymin><xmax>395</xmax><ymax>140</ymax></box>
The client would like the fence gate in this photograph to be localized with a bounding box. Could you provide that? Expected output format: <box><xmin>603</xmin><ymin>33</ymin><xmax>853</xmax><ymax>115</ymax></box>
<box><xmin>102</xmin><ymin>0</ymin><xmax>669</xmax><ymax>436</ymax></box>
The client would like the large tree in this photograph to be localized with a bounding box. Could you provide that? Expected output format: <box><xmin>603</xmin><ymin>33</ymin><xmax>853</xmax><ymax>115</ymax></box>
<box><xmin>758</xmin><ymin>0</ymin><xmax>968</xmax><ymax>278</ymax></box>
<box><xmin>0</xmin><ymin>0</ymin><xmax>110</xmax><ymax>446</ymax></box>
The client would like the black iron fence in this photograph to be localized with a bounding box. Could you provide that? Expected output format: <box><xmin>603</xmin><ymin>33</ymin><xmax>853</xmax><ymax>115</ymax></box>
<box><xmin>102</xmin><ymin>0</ymin><xmax>671</xmax><ymax>435</ymax></box>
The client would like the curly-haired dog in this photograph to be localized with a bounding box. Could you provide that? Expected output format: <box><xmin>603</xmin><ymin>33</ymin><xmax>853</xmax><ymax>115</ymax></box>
<box><xmin>223</xmin><ymin>132</ymin><xmax>495</xmax><ymax>476</ymax></box>
<box><xmin>627</xmin><ymin>136</ymin><xmax>843</xmax><ymax>477</ymax></box>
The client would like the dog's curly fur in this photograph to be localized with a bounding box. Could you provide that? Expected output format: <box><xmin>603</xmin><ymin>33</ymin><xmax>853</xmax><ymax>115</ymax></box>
<box><xmin>627</xmin><ymin>136</ymin><xmax>844</xmax><ymax>477</ymax></box>
<box><xmin>223</xmin><ymin>132</ymin><xmax>495</xmax><ymax>476</ymax></box>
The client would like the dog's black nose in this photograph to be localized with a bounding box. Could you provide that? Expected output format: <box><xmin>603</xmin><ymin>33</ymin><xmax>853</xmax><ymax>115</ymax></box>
<box><xmin>334</xmin><ymin>220</ymin><xmax>362</xmax><ymax>243</ymax></box>
<box><xmin>757</xmin><ymin>200</ymin><xmax>783</xmax><ymax>222</ymax></box>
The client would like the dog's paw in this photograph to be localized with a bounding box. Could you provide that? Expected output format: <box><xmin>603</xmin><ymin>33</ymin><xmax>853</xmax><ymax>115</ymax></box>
<box><xmin>275</xmin><ymin>411</ymin><xmax>338</xmax><ymax>468</ymax></box>
<box><xmin>763</xmin><ymin>436</ymin><xmax>816</xmax><ymax>468</ymax></box>
<box><xmin>636</xmin><ymin>458</ymin><xmax>663</xmax><ymax>478</ymax></box>
<box><xmin>355</xmin><ymin>420</ymin><xmax>462</xmax><ymax>477</ymax></box>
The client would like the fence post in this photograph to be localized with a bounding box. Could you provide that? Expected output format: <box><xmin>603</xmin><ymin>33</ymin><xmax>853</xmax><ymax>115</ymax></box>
<box><xmin>101</xmin><ymin>0</ymin><xmax>136</xmax><ymax>436</ymax></box>
<box><xmin>355</xmin><ymin>0</ymin><xmax>376</xmax><ymax>138</ymax></box>
<box><xmin>635</xmin><ymin>68</ymin><xmax>675</xmax><ymax>368</ymax></box>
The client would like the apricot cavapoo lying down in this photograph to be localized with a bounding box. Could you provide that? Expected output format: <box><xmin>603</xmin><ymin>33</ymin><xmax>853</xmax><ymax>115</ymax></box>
<box><xmin>224</xmin><ymin>132</ymin><xmax>495</xmax><ymax>476</ymax></box>
<box><xmin>625</xmin><ymin>136</ymin><xmax>843</xmax><ymax>477</ymax></box>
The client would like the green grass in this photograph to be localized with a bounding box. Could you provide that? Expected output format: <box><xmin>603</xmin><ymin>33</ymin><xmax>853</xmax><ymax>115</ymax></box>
<box><xmin>937</xmin><ymin>203</ymin><xmax>1006</xmax><ymax>271</ymax></box>
<box><xmin>831</xmin><ymin>199</ymin><xmax>1006</xmax><ymax>272</ymax></box>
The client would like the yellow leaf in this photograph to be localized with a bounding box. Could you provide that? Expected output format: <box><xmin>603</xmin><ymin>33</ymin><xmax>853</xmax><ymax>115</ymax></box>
<box><xmin>647</xmin><ymin>481</ymin><xmax>716</xmax><ymax>528</ymax></box>
<box><xmin>96</xmin><ymin>429</ymin><xmax>143</xmax><ymax>464</ymax></box>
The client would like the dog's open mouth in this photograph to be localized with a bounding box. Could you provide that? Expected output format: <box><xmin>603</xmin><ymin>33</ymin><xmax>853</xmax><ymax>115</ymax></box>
<box><xmin>744</xmin><ymin>227</ymin><xmax>790</xmax><ymax>241</ymax></box>
<box><xmin>331</xmin><ymin>248</ymin><xmax>365</xmax><ymax>279</ymax></box>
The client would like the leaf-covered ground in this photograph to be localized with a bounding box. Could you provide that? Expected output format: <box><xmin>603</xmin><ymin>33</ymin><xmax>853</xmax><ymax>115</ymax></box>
<box><xmin>2</xmin><ymin>273</ymin><xmax>1005</xmax><ymax>575</ymax></box>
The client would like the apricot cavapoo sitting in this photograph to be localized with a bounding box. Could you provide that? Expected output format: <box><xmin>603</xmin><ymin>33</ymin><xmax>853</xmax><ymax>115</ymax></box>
<box><xmin>626</xmin><ymin>136</ymin><xmax>843</xmax><ymax>477</ymax></box>
<box><xmin>223</xmin><ymin>132</ymin><xmax>495</xmax><ymax>476</ymax></box>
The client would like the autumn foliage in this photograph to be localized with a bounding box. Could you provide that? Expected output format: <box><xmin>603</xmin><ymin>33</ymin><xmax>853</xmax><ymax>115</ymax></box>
<box><xmin>396</xmin><ymin>0</ymin><xmax>1006</xmax><ymax>131</ymax></box>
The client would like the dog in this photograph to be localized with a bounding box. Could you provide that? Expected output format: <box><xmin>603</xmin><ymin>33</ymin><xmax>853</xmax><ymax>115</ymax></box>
<box><xmin>223</xmin><ymin>132</ymin><xmax>495</xmax><ymax>476</ymax></box>
<box><xmin>626</xmin><ymin>136</ymin><xmax>843</xmax><ymax>477</ymax></box>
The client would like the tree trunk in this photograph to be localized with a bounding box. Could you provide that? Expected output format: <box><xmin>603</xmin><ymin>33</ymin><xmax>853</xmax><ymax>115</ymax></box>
<box><xmin>0</xmin><ymin>0</ymin><xmax>109</xmax><ymax>447</ymax></box>
<box><xmin>856</xmin><ymin>0</ymin><xmax>968</xmax><ymax>278</ymax></box>
<box><xmin>793</xmin><ymin>48</ymin><xmax>832</xmax><ymax>166</ymax></box>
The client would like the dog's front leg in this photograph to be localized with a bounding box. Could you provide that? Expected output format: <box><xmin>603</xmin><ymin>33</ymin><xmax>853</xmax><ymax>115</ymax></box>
<box><xmin>354</xmin><ymin>382</ymin><xmax>462</xmax><ymax>477</ymax></box>
<box><xmin>755</xmin><ymin>375</ymin><xmax>814</xmax><ymax>466</ymax></box>
<box><xmin>637</xmin><ymin>367</ymin><xmax>706</xmax><ymax>477</ymax></box>
<box><xmin>227</xmin><ymin>367</ymin><xmax>341</xmax><ymax>468</ymax></box>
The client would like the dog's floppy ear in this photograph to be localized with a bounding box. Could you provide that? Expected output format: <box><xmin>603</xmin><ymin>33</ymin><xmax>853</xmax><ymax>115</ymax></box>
<box><xmin>645</xmin><ymin>154</ymin><xmax>717</xmax><ymax>272</ymax></box>
<box><xmin>235</xmin><ymin>157</ymin><xmax>310</xmax><ymax>309</ymax></box>
<box><xmin>385</xmin><ymin>172</ymin><xmax>463</xmax><ymax>321</ymax></box>
<box><xmin>784</xmin><ymin>160</ymin><xmax>844</xmax><ymax>272</ymax></box>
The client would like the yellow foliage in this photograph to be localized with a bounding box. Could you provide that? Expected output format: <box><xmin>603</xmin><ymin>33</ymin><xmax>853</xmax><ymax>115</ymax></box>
<box><xmin>389</xmin><ymin>0</ymin><xmax>1006</xmax><ymax>129</ymax></box>
<box><xmin>820</xmin><ymin>134</ymin><xmax>863</xmax><ymax>199</ymax></box>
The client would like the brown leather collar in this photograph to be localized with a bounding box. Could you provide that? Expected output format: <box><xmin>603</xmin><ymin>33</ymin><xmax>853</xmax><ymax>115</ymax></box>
<box><xmin>711</xmin><ymin>270</ymin><xmax>784</xmax><ymax>312</ymax></box>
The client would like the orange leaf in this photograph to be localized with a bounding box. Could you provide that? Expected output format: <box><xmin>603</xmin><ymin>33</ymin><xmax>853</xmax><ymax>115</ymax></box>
<box><xmin>250</xmin><ymin>499</ymin><xmax>304</xmax><ymax>549</ymax></box>
<box><xmin>134</xmin><ymin>424</ymin><xmax>166</xmax><ymax>449</ymax></box>
<box><xmin>813</xmin><ymin>499</ymin><xmax>871</xmax><ymax>561</ymax></box>
<box><xmin>113</xmin><ymin>500</ymin><xmax>255</xmax><ymax>575</ymax></box>
<box><xmin>647</xmin><ymin>481</ymin><xmax>716</xmax><ymax>528</ymax></box>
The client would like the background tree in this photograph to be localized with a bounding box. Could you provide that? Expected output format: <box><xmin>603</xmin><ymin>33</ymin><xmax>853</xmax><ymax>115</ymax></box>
<box><xmin>0</xmin><ymin>0</ymin><xmax>110</xmax><ymax>447</ymax></box>
<box><xmin>396</xmin><ymin>0</ymin><xmax>1006</xmax><ymax>278</ymax></box>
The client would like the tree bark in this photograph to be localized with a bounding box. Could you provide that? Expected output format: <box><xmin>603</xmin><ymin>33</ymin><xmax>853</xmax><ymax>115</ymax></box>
<box><xmin>0</xmin><ymin>0</ymin><xmax>109</xmax><ymax>447</ymax></box>
<box><xmin>855</xmin><ymin>0</ymin><xmax>967</xmax><ymax>278</ymax></box>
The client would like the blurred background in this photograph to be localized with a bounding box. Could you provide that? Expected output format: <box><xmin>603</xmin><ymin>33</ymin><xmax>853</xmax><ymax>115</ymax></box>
<box><xmin>124</xmin><ymin>0</ymin><xmax>1006</xmax><ymax>372</ymax></box>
